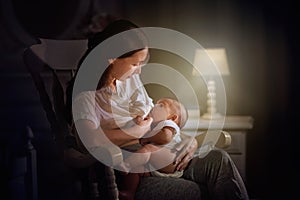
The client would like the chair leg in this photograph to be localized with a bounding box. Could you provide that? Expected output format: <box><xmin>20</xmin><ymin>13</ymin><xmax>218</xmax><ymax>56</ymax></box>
<box><xmin>88</xmin><ymin>166</ymin><xmax>100</xmax><ymax>199</ymax></box>
<box><xmin>105</xmin><ymin>167</ymin><xmax>119</xmax><ymax>200</ymax></box>
<box><xmin>89</xmin><ymin>182</ymin><xmax>100</xmax><ymax>199</ymax></box>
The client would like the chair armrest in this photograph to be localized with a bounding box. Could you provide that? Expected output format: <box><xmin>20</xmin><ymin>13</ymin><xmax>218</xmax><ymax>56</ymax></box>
<box><xmin>64</xmin><ymin>148</ymin><xmax>96</xmax><ymax>168</ymax></box>
<box><xmin>196</xmin><ymin>131</ymin><xmax>231</xmax><ymax>149</ymax></box>
<box><xmin>215</xmin><ymin>131</ymin><xmax>231</xmax><ymax>148</ymax></box>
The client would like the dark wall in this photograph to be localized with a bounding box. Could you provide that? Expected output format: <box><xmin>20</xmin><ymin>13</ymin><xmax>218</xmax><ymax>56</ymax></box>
<box><xmin>1</xmin><ymin>0</ymin><xmax>299</xmax><ymax>199</ymax></box>
<box><xmin>127</xmin><ymin>1</ymin><xmax>300</xmax><ymax>198</ymax></box>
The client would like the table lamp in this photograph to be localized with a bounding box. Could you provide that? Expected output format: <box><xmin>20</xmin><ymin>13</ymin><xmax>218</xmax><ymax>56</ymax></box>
<box><xmin>193</xmin><ymin>48</ymin><xmax>230</xmax><ymax>120</ymax></box>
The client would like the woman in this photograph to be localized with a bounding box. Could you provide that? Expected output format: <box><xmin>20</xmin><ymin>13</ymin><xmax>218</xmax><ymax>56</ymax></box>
<box><xmin>68</xmin><ymin>19</ymin><xmax>249</xmax><ymax>200</ymax></box>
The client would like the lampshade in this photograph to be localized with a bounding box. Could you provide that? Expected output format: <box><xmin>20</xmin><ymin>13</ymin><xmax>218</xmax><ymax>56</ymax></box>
<box><xmin>193</xmin><ymin>48</ymin><xmax>230</xmax><ymax>76</ymax></box>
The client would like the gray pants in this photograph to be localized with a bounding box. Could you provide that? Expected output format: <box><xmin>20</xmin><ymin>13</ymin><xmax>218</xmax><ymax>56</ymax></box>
<box><xmin>135</xmin><ymin>148</ymin><xmax>249</xmax><ymax>200</ymax></box>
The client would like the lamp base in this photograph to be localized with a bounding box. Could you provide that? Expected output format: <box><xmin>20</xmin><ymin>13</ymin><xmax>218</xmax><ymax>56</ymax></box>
<box><xmin>201</xmin><ymin>112</ymin><xmax>223</xmax><ymax>120</ymax></box>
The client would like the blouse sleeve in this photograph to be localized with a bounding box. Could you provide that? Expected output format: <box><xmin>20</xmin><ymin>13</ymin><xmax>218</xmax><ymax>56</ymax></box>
<box><xmin>72</xmin><ymin>91</ymin><xmax>100</xmax><ymax>128</ymax></box>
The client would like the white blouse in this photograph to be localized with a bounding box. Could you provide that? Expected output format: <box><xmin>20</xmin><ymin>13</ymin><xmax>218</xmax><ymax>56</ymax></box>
<box><xmin>72</xmin><ymin>74</ymin><xmax>154</xmax><ymax>129</ymax></box>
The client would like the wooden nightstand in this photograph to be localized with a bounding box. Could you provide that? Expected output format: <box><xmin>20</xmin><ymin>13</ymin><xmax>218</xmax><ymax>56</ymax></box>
<box><xmin>182</xmin><ymin>114</ymin><xmax>254</xmax><ymax>181</ymax></box>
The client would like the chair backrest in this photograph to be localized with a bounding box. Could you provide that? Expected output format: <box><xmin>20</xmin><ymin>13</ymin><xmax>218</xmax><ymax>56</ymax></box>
<box><xmin>23</xmin><ymin>38</ymin><xmax>87</xmax><ymax>151</ymax></box>
<box><xmin>30</xmin><ymin>39</ymin><xmax>87</xmax><ymax>71</ymax></box>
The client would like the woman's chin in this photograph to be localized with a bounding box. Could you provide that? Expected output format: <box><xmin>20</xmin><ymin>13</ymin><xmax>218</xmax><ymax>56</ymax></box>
<box><xmin>119</xmin><ymin>76</ymin><xmax>131</xmax><ymax>81</ymax></box>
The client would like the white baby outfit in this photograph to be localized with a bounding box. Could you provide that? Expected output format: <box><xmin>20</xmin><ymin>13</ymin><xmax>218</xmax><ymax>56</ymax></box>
<box><xmin>149</xmin><ymin>120</ymin><xmax>184</xmax><ymax>178</ymax></box>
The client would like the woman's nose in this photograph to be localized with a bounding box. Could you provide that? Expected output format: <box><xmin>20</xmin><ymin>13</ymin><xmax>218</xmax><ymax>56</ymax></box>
<box><xmin>134</xmin><ymin>66</ymin><xmax>142</xmax><ymax>74</ymax></box>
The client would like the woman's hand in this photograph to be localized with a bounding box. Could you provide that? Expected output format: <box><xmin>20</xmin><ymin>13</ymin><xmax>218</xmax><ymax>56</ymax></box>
<box><xmin>174</xmin><ymin>135</ymin><xmax>198</xmax><ymax>171</ymax></box>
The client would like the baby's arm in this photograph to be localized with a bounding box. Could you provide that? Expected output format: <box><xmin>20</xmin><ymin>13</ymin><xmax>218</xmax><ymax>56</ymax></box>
<box><xmin>140</xmin><ymin>126</ymin><xmax>175</xmax><ymax>145</ymax></box>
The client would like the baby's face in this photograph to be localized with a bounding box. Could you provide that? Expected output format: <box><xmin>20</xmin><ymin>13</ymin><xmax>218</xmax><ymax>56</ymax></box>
<box><xmin>149</xmin><ymin>99</ymin><xmax>171</xmax><ymax>123</ymax></box>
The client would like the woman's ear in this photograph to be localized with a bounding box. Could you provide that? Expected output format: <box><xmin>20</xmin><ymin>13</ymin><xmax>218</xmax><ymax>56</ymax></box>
<box><xmin>108</xmin><ymin>58</ymin><xmax>116</xmax><ymax>64</ymax></box>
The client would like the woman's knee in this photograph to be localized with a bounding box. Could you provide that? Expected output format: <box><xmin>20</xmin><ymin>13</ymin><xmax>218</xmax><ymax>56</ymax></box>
<box><xmin>205</xmin><ymin>148</ymin><xmax>232</xmax><ymax>166</ymax></box>
<box><xmin>210</xmin><ymin>148</ymin><xmax>230</xmax><ymax>158</ymax></box>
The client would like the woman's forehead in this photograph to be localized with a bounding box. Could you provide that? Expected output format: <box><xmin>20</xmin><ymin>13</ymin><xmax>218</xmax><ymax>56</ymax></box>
<box><xmin>134</xmin><ymin>49</ymin><xmax>148</xmax><ymax>60</ymax></box>
<box><xmin>122</xmin><ymin>49</ymin><xmax>148</xmax><ymax>63</ymax></box>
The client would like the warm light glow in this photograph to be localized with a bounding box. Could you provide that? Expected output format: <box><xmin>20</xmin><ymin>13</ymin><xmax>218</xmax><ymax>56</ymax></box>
<box><xmin>193</xmin><ymin>48</ymin><xmax>230</xmax><ymax>76</ymax></box>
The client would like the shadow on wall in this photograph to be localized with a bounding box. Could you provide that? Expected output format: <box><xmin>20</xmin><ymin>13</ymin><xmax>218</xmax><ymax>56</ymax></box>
<box><xmin>12</xmin><ymin>0</ymin><xmax>121</xmax><ymax>39</ymax></box>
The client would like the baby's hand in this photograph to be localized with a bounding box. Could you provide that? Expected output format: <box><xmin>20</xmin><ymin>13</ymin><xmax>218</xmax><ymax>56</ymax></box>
<box><xmin>133</xmin><ymin>115</ymin><xmax>151</xmax><ymax>125</ymax></box>
<box><xmin>128</xmin><ymin>116</ymin><xmax>153</xmax><ymax>138</ymax></box>
<box><xmin>133</xmin><ymin>116</ymin><xmax>143</xmax><ymax>125</ymax></box>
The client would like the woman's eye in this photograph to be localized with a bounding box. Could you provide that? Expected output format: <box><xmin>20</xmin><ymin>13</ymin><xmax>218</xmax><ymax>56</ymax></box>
<box><xmin>133</xmin><ymin>62</ymin><xmax>145</xmax><ymax>67</ymax></box>
<box><xmin>140</xmin><ymin>62</ymin><xmax>146</xmax><ymax>67</ymax></box>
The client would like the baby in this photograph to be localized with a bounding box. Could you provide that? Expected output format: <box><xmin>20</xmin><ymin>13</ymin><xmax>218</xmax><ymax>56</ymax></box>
<box><xmin>117</xmin><ymin>97</ymin><xmax>188</xmax><ymax>200</ymax></box>
<box><xmin>120</xmin><ymin>97</ymin><xmax>188</xmax><ymax>175</ymax></box>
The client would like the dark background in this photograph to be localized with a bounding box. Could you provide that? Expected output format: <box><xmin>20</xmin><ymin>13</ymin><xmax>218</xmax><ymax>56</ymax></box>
<box><xmin>1</xmin><ymin>0</ymin><xmax>299</xmax><ymax>199</ymax></box>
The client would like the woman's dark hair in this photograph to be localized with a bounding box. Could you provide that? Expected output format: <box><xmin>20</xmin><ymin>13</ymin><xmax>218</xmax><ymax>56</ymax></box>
<box><xmin>66</xmin><ymin>19</ymin><xmax>148</xmax><ymax>124</ymax></box>
<box><xmin>77</xmin><ymin>19</ymin><xmax>148</xmax><ymax>70</ymax></box>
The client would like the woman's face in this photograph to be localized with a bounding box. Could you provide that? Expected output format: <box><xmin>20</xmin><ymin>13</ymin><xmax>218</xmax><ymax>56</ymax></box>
<box><xmin>110</xmin><ymin>48</ymin><xmax>148</xmax><ymax>81</ymax></box>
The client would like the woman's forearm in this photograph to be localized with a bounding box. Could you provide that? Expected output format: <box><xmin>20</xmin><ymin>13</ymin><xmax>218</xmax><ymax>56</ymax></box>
<box><xmin>101</xmin><ymin>128</ymin><xmax>140</xmax><ymax>147</ymax></box>
<box><xmin>75</xmin><ymin>118</ymin><xmax>152</xmax><ymax>148</ymax></box>
<box><xmin>101</xmin><ymin>120</ymin><xmax>153</xmax><ymax>146</ymax></box>
<box><xmin>74</xmin><ymin>119</ymin><xmax>137</xmax><ymax>148</ymax></box>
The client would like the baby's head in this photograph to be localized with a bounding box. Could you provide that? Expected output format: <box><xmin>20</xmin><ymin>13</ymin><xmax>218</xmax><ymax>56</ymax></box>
<box><xmin>150</xmin><ymin>98</ymin><xmax>188</xmax><ymax>128</ymax></box>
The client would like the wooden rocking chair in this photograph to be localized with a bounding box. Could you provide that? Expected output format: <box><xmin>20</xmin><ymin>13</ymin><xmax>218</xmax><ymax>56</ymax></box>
<box><xmin>23</xmin><ymin>38</ymin><xmax>122</xmax><ymax>199</ymax></box>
